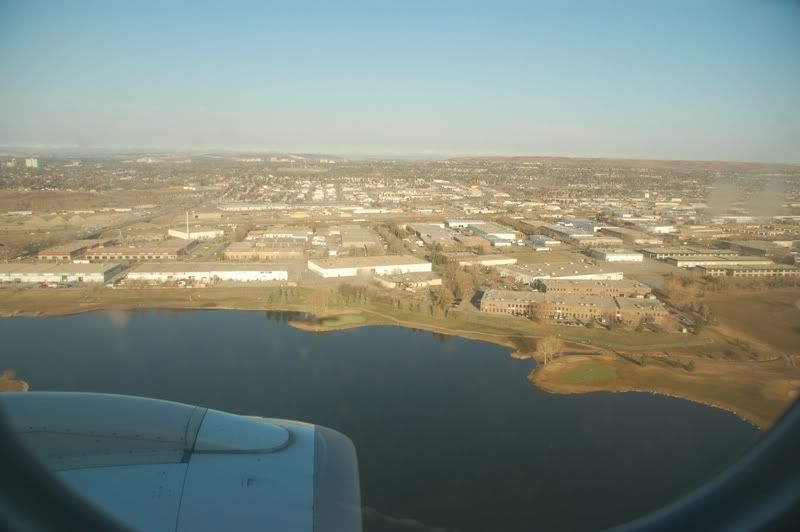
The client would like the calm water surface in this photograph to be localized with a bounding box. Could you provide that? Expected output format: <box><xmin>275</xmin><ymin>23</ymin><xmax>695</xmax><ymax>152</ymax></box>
<box><xmin>0</xmin><ymin>310</ymin><xmax>759</xmax><ymax>532</ymax></box>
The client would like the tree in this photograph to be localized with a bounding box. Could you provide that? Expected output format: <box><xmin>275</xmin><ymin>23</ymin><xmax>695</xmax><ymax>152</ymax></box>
<box><xmin>536</xmin><ymin>336</ymin><xmax>563</xmax><ymax>365</ymax></box>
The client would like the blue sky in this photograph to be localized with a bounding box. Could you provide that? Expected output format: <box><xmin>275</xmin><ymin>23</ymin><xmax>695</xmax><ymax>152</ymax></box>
<box><xmin>1</xmin><ymin>0</ymin><xmax>798</xmax><ymax>162</ymax></box>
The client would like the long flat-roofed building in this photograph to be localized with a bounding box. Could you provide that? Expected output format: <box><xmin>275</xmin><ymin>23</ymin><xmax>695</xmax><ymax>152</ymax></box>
<box><xmin>0</xmin><ymin>263</ymin><xmax>124</xmax><ymax>284</ymax></box>
<box><xmin>639</xmin><ymin>246</ymin><xmax>738</xmax><ymax>260</ymax></box>
<box><xmin>85</xmin><ymin>239</ymin><xmax>193</xmax><ymax>261</ymax></box>
<box><xmin>37</xmin><ymin>240</ymin><xmax>106</xmax><ymax>261</ymax></box>
<box><xmin>126</xmin><ymin>263</ymin><xmax>288</xmax><ymax>283</ymax></box>
<box><xmin>590</xmin><ymin>249</ymin><xmax>644</xmax><ymax>262</ymax></box>
<box><xmin>443</xmin><ymin>252</ymin><xmax>517</xmax><ymax>267</ymax></box>
<box><xmin>224</xmin><ymin>241</ymin><xmax>304</xmax><ymax>261</ymax></box>
<box><xmin>600</xmin><ymin>227</ymin><xmax>663</xmax><ymax>246</ymax></box>
<box><xmin>338</xmin><ymin>225</ymin><xmax>384</xmax><ymax>251</ymax></box>
<box><xmin>664</xmin><ymin>256</ymin><xmax>775</xmax><ymax>268</ymax></box>
<box><xmin>538</xmin><ymin>279</ymin><xmax>652</xmax><ymax>298</ymax></box>
<box><xmin>167</xmin><ymin>226</ymin><xmax>224</xmax><ymax>240</ymax></box>
<box><xmin>308</xmin><ymin>255</ymin><xmax>431</xmax><ymax>278</ymax></box>
<box><xmin>495</xmin><ymin>263</ymin><xmax>623</xmax><ymax>283</ymax></box>
<box><xmin>697</xmin><ymin>264</ymin><xmax>800</xmax><ymax>278</ymax></box>
<box><xmin>480</xmin><ymin>289</ymin><xmax>669</xmax><ymax>325</ymax></box>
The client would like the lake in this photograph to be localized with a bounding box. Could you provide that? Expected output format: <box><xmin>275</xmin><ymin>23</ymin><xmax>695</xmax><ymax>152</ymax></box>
<box><xmin>0</xmin><ymin>310</ymin><xmax>759</xmax><ymax>532</ymax></box>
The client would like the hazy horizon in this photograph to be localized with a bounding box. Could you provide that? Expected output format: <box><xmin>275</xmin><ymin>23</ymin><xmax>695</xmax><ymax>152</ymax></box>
<box><xmin>1</xmin><ymin>0</ymin><xmax>799</xmax><ymax>163</ymax></box>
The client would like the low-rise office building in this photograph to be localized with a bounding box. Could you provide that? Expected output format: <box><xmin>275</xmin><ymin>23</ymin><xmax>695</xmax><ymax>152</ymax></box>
<box><xmin>480</xmin><ymin>289</ymin><xmax>669</xmax><ymax>325</ymax></box>
<box><xmin>308</xmin><ymin>255</ymin><xmax>432</xmax><ymax>278</ymax></box>
<box><xmin>374</xmin><ymin>272</ymin><xmax>442</xmax><ymax>289</ymax></box>
<box><xmin>0</xmin><ymin>263</ymin><xmax>124</xmax><ymax>284</ymax></box>
<box><xmin>538</xmin><ymin>278</ymin><xmax>652</xmax><ymax>297</ymax></box>
<box><xmin>126</xmin><ymin>263</ymin><xmax>288</xmax><ymax>283</ymax></box>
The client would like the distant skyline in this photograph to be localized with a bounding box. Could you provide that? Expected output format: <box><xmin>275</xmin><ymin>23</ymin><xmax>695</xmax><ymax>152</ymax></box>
<box><xmin>1</xmin><ymin>0</ymin><xmax>799</xmax><ymax>163</ymax></box>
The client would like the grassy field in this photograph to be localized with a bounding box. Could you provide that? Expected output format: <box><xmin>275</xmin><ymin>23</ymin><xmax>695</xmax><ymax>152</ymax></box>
<box><xmin>559</xmin><ymin>363</ymin><xmax>619</xmax><ymax>384</ymax></box>
<box><xmin>533</xmin><ymin>355</ymin><xmax>800</xmax><ymax>428</ymax></box>
<box><xmin>705</xmin><ymin>289</ymin><xmax>800</xmax><ymax>353</ymax></box>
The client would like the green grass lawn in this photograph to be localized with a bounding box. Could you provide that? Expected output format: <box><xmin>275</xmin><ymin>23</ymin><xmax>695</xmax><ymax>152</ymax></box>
<box><xmin>561</xmin><ymin>364</ymin><xmax>619</xmax><ymax>384</ymax></box>
<box><xmin>321</xmin><ymin>314</ymin><xmax>367</xmax><ymax>327</ymax></box>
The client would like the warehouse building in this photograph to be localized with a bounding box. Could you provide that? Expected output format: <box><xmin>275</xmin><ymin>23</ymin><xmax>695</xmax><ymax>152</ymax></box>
<box><xmin>480</xmin><ymin>289</ymin><xmax>669</xmax><ymax>325</ymax></box>
<box><xmin>697</xmin><ymin>264</ymin><xmax>800</xmax><ymax>278</ymax></box>
<box><xmin>639</xmin><ymin>246</ymin><xmax>738</xmax><ymax>260</ymax></box>
<box><xmin>590</xmin><ymin>249</ymin><xmax>644</xmax><ymax>262</ymax></box>
<box><xmin>85</xmin><ymin>239</ymin><xmax>194</xmax><ymax>261</ymax></box>
<box><xmin>308</xmin><ymin>256</ymin><xmax>431</xmax><ymax>278</ymax></box>
<box><xmin>37</xmin><ymin>239</ymin><xmax>106</xmax><ymax>261</ymax></box>
<box><xmin>528</xmin><ymin>235</ymin><xmax>561</xmax><ymax>247</ymax></box>
<box><xmin>338</xmin><ymin>225</ymin><xmax>384</xmax><ymax>251</ymax></box>
<box><xmin>663</xmin><ymin>256</ymin><xmax>775</xmax><ymax>268</ymax></box>
<box><xmin>126</xmin><ymin>263</ymin><xmax>288</xmax><ymax>283</ymax></box>
<box><xmin>0</xmin><ymin>263</ymin><xmax>124</xmax><ymax>284</ymax></box>
<box><xmin>538</xmin><ymin>278</ymin><xmax>652</xmax><ymax>298</ymax></box>
<box><xmin>245</xmin><ymin>226</ymin><xmax>311</xmax><ymax>242</ymax></box>
<box><xmin>495</xmin><ymin>263</ymin><xmax>623</xmax><ymax>283</ymax></box>
<box><xmin>468</xmin><ymin>222</ymin><xmax>517</xmax><ymax>241</ymax></box>
<box><xmin>374</xmin><ymin>272</ymin><xmax>442</xmax><ymax>289</ymax></box>
<box><xmin>167</xmin><ymin>226</ymin><xmax>224</xmax><ymax>240</ymax></box>
<box><xmin>224</xmin><ymin>242</ymin><xmax>304</xmax><ymax>261</ymax></box>
<box><xmin>443</xmin><ymin>252</ymin><xmax>517</xmax><ymax>267</ymax></box>
<box><xmin>600</xmin><ymin>227</ymin><xmax>663</xmax><ymax>246</ymax></box>
<box><xmin>407</xmin><ymin>224</ymin><xmax>459</xmax><ymax>249</ymax></box>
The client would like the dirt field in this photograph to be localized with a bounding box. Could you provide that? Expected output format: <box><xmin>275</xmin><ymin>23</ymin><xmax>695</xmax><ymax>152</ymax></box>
<box><xmin>706</xmin><ymin>289</ymin><xmax>800</xmax><ymax>354</ymax></box>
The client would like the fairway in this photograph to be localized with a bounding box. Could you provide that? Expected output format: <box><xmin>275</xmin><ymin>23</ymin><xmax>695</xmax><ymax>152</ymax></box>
<box><xmin>562</xmin><ymin>364</ymin><xmax>619</xmax><ymax>384</ymax></box>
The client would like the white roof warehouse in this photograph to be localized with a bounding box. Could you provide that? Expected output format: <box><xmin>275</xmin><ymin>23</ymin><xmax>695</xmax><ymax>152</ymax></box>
<box><xmin>126</xmin><ymin>263</ymin><xmax>288</xmax><ymax>283</ymax></box>
<box><xmin>0</xmin><ymin>263</ymin><xmax>125</xmax><ymax>284</ymax></box>
<box><xmin>308</xmin><ymin>256</ymin><xmax>432</xmax><ymax>278</ymax></box>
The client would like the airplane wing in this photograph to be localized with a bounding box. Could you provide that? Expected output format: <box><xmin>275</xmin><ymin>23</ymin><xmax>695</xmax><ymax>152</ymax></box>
<box><xmin>0</xmin><ymin>392</ymin><xmax>361</xmax><ymax>532</ymax></box>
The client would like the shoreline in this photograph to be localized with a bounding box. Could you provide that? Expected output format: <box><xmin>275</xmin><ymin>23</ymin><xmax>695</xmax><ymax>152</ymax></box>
<box><xmin>1</xmin><ymin>290</ymin><xmax>797</xmax><ymax>428</ymax></box>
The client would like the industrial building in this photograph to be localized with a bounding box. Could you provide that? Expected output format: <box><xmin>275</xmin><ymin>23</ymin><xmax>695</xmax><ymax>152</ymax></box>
<box><xmin>85</xmin><ymin>239</ymin><xmax>193</xmax><ymax>261</ymax></box>
<box><xmin>528</xmin><ymin>235</ymin><xmax>561</xmax><ymax>247</ymax></box>
<box><xmin>407</xmin><ymin>224</ymin><xmax>459</xmax><ymax>249</ymax></box>
<box><xmin>590</xmin><ymin>249</ymin><xmax>644</xmax><ymax>262</ymax></box>
<box><xmin>495</xmin><ymin>263</ymin><xmax>623</xmax><ymax>283</ymax></box>
<box><xmin>538</xmin><ymin>279</ymin><xmax>652</xmax><ymax>298</ymax></box>
<box><xmin>168</xmin><ymin>227</ymin><xmax>224</xmax><ymax>240</ymax></box>
<box><xmin>663</xmin><ymin>256</ymin><xmax>776</xmax><ymax>268</ymax></box>
<box><xmin>37</xmin><ymin>240</ymin><xmax>106</xmax><ymax>261</ymax></box>
<box><xmin>453</xmin><ymin>235</ymin><xmax>492</xmax><ymax>252</ymax></box>
<box><xmin>718</xmin><ymin>240</ymin><xmax>777</xmax><ymax>257</ymax></box>
<box><xmin>223</xmin><ymin>242</ymin><xmax>304</xmax><ymax>261</ymax></box>
<box><xmin>600</xmin><ymin>227</ymin><xmax>663</xmax><ymax>246</ymax></box>
<box><xmin>245</xmin><ymin>226</ymin><xmax>311</xmax><ymax>242</ymax></box>
<box><xmin>374</xmin><ymin>272</ymin><xmax>442</xmax><ymax>289</ymax></box>
<box><xmin>308</xmin><ymin>256</ymin><xmax>431</xmax><ymax>278</ymax></box>
<box><xmin>0</xmin><ymin>263</ymin><xmax>124</xmax><ymax>284</ymax></box>
<box><xmin>338</xmin><ymin>225</ymin><xmax>384</xmax><ymax>251</ymax></box>
<box><xmin>697</xmin><ymin>265</ymin><xmax>800</xmax><ymax>278</ymax></box>
<box><xmin>468</xmin><ymin>222</ymin><xmax>517</xmax><ymax>241</ymax></box>
<box><xmin>572</xmin><ymin>235</ymin><xmax>625</xmax><ymax>248</ymax></box>
<box><xmin>639</xmin><ymin>247</ymin><xmax>738</xmax><ymax>260</ymax></box>
<box><xmin>126</xmin><ymin>263</ymin><xmax>288</xmax><ymax>283</ymax></box>
<box><xmin>480</xmin><ymin>289</ymin><xmax>669</xmax><ymax>325</ymax></box>
<box><xmin>443</xmin><ymin>252</ymin><xmax>517</xmax><ymax>267</ymax></box>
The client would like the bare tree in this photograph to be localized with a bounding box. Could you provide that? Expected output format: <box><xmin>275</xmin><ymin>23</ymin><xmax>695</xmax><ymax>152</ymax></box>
<box><xmin>536</xmin><ymin>335</ymin><xmax>564</xmax><ymax>365</ymax></box>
